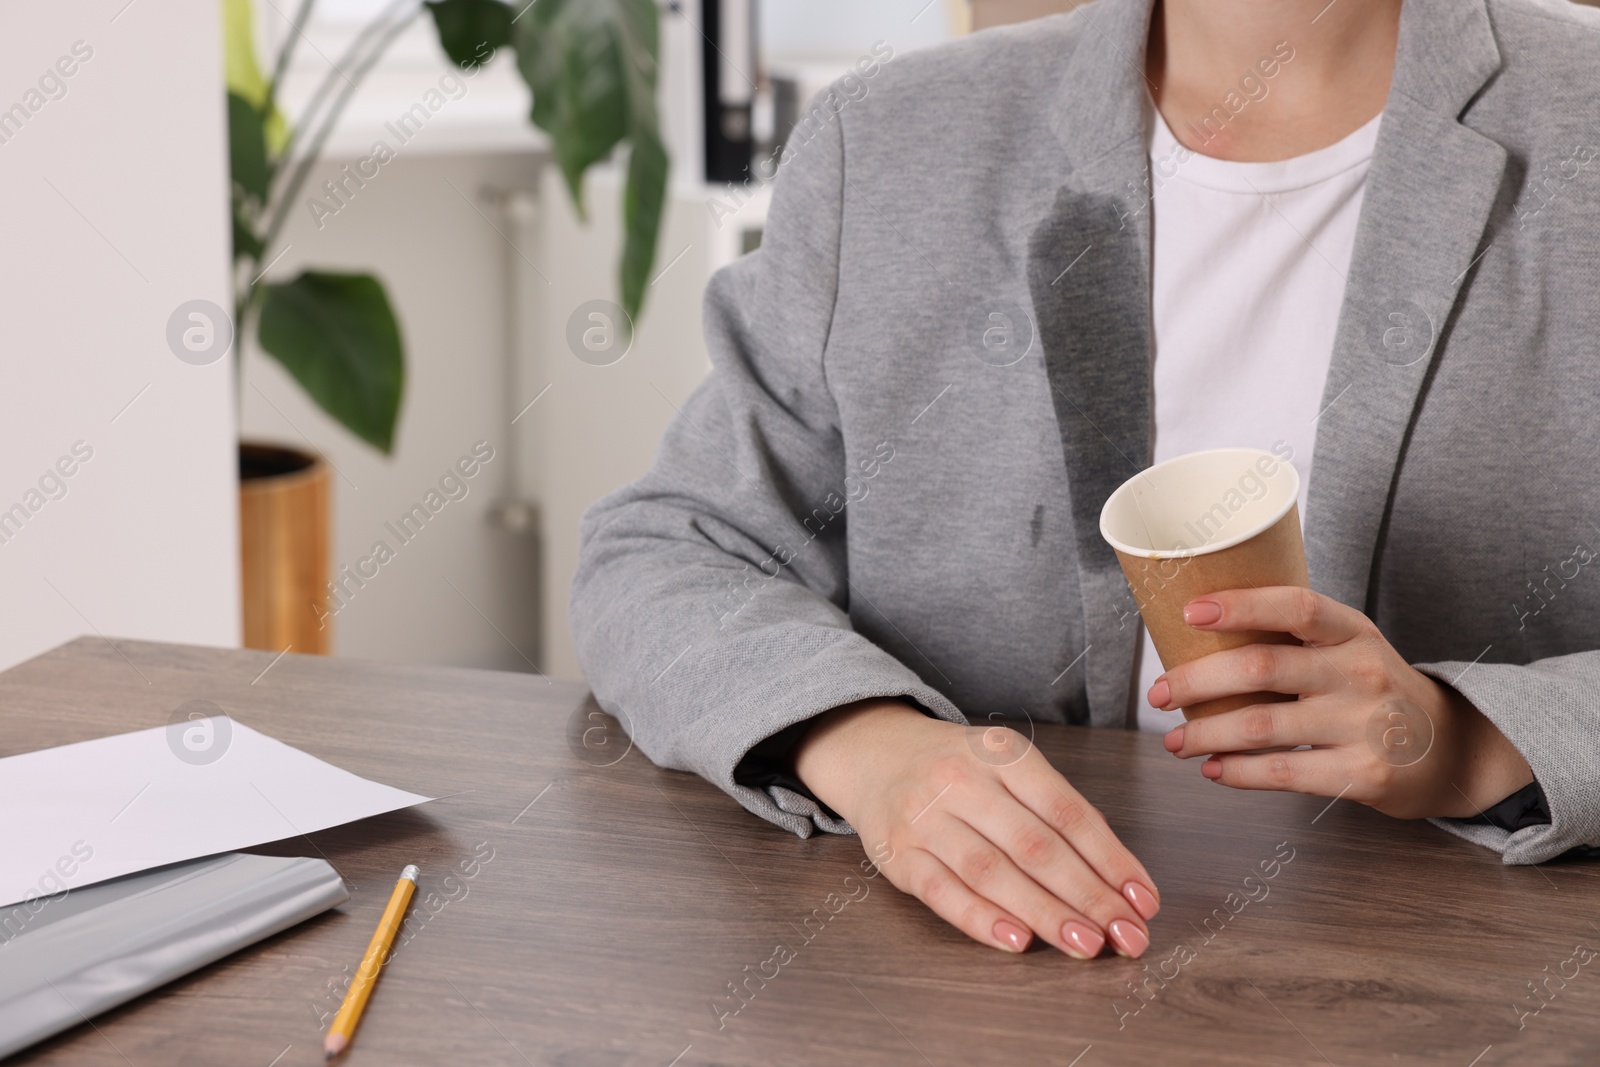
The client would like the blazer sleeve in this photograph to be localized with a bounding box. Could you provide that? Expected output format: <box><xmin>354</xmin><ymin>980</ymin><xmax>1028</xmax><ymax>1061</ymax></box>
<box><xmin>568</xmin><ymin>86</ymin><xmax>966</xmax><ymax>839</ymax></box>
<box><xmin>1415</xmin><ymin>652</ymin><xmax>1600</xmax><ymax>863</ymax></box>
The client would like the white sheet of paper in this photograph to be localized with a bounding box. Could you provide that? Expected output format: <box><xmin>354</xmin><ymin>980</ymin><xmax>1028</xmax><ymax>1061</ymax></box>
<box><xmin>0</xmin><ymin>716</ymin><xmax>431</xmax><ymax>910</ymax></box>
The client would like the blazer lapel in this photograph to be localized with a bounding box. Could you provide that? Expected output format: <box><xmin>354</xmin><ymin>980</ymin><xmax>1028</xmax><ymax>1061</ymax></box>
<box><xmin>1305</xmin><ymin>0</ymin><xmax>1508</xmax><ymax>612</ymax></box>
<box><xmin>1028</xmin><ymin>0</ymin><xmax>1155</xmax><ymax>727</ymax></box>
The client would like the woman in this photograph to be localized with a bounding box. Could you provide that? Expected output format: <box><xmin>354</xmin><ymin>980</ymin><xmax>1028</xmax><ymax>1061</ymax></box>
<box><xmin>571</xmin><ymin>0</ymin><xmax>1600</xmax><ymax>960</ymax></box>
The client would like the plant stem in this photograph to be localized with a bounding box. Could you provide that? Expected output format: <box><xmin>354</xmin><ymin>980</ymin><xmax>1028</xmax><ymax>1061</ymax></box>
<box><xmin>264</xmin><ymin>0</ymin><xmax>317</xmax><ymax>116</ymax></box>
<box><xmin>239</xmin><ymin>0</ymin><xmax>419</xmax><ymax>399</ymax></box>
<box><xmin>256</xmin><ymin>3</ymin><xmax>423</xmax><ymax>269</ymax></box>
<box><xmin>266</xmin><ymin>0</ymin><xmax>416</xmax><ymax>209</ymax></box>
<box><xmin>256</xmin><ymin>4</ymin><xmax>422</xmax><ymax>275</ymax></box>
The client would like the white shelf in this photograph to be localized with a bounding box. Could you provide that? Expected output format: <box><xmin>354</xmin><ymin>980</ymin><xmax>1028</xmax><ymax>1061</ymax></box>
<box><xmin>272</xmin><ymin>22</ymin><xmax>545</xmax><ymax>160</ymax></box>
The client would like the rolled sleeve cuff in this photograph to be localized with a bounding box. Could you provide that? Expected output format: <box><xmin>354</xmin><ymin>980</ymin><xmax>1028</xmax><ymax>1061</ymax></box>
<box><xmin>692</xmin><ymin>633</ymin><xmax>966</xmax><ymax>838</ymax></box>
<box><xmin>1416</xmin><ymin>657</ymin><xmax>1600</xmax><ymax>864</ymax></box>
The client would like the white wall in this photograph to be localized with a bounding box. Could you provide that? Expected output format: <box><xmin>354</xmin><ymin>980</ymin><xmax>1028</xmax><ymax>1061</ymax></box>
<box><xmin>526</xmin><ymin>167</ymin><xmax>768</xmax><ymax>679</ymax></box>
<box><xmin>239</xmin><ymin>150</ymin><xmax>548</xmax><ymax>673</ymax></box>
<box><xmin>759</xmin><ymin>0</ymin><xmax>960</xmax><ymax>59</ymax></box>
<box><xmin>0</xmin><ymin>0</ymin><xmax>239</xmax><ymax>671</ymax></box>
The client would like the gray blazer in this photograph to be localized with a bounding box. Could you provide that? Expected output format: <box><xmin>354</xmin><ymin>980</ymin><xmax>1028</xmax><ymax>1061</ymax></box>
<box><xmin>571</xmin><ymin>0</ymin><xmax>1600</xmax><ymax>863</ymax></box>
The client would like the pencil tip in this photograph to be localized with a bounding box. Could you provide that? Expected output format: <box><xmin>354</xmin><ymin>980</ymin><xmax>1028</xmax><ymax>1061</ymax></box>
<box><xmin>324</xmin><ymin>1034</ymin><xmax>347</xmax><ymax>1059</ymax></box>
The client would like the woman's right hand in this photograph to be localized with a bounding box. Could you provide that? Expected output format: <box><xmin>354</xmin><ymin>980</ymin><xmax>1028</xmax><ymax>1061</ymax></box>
<box><xmin>792</xmin><ymin>699</ymin><xmax>1160</xmax><ymax>958</ymax></box>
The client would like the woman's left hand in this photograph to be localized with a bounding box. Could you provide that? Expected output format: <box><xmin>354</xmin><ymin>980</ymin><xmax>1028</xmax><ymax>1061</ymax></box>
<box><xmin>1153</xmin><ymin>586</ymin><xmax>1534</xmax><ymax>820</ymax></box>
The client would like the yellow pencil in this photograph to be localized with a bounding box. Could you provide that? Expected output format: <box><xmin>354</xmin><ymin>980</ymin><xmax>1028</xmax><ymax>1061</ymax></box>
<box><xmin>324</xmin><ymin>864</ymin><xmax>418</xmax><ymax>1060</ymax></box>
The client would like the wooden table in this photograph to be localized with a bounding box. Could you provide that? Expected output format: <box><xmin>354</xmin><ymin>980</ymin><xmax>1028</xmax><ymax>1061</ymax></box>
<box><xmin>6</xmin><ymin>638</ymin><xmax>1598</xmax><ymax>1066</ymax></box>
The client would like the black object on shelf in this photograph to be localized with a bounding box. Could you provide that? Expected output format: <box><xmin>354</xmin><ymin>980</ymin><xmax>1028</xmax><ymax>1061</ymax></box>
<box><xmin>701</xmin><ymin>0</ymin><xmax>756</xmax><ymax>184</ymax></box>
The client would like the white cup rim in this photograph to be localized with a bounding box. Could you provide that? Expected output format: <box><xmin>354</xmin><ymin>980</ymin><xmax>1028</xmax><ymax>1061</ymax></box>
<box><xmin>1098</xmin><ymin>447</ymin><xmax>1301</xmax><ymax>559</ymax></box>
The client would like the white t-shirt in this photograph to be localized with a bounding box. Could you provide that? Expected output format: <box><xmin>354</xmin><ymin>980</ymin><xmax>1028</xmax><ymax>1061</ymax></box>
<box><xmin>1131</xmin><ymin>100</ymin><xmax>1383</xmax><ymax>732</ymax></box>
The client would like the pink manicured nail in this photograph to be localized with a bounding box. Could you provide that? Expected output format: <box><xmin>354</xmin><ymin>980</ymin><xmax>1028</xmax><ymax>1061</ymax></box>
<box><xmin>1201</xmin><ymin>759</ymin><xmax>1223</xmax><ymax>780</ymax></box>
<box><xmin>1123</xmin><ymin>881</ymin><xmax>1160</xmax><ymax>920</ymax></box>
<box><xmin>1148</xmin><ymin>679</ymin><xmax>1171</xmax><ymax>708</ymax></box>
<box><xmin>1061</xmin><ymin>921</ymin><xmax>1105</xmax><ymax>959</ymax></box>
<box><xmin>993</xmin><ymin>919</ymin><xmax>1031</xmax><ymax>953</ymax></box>
<box><xmin>1184</xmin><ymin>600</ymin><xmax>1222</xmax><ymax>626</ymax></box>
<box><xmin>1108</xmin><ymin>919</ymin><xmax>1150</xmax><ymax>958</ymax></box>
<box><xmin>1163</xmin><ymin>725</ymin><xmax>1185</xmax><ymax>752</ymax></box>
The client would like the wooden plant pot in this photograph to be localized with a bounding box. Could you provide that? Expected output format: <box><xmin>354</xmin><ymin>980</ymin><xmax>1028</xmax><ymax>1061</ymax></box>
<box><xmin>239</xmin><ymin>443</ymin><xmax>330</xmax><ymax>654</ymax></box>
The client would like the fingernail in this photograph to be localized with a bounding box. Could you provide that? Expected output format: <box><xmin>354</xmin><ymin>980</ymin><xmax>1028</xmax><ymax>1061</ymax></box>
<box><xmin>1061</xmin><ymin>921</ymin><xmax>1105</xmax><ymax>960</ymax></box>
<box><xmin>1163</xmin><ymin>725</ymin><xmax>1184</xmax><ymax>752</ymax></box>
<box><xmin>993</xmin><ymin>919</ymin><xmax>1031</xmax><ymax>953</ymax></box>
<box><xmin>1184</xmin><ymin>599</ymin><xmax>1222</xmax><ymax>626</ymax></box>
<box><xmin>1201</xmin><ymin>759</ymin><xmax>1223</xmax><ymax>780</ymax></box>
<box><xmin>1148</xmin><ymin>678</ymin><xmax>1171</xmax><ymax>709</ymax></box>
<box><xmin>1108</xmin><ymin>919</ymin><xmax>1150</xmax><ymax>958</ymax></box>
<box><xmin>1123</xmin><ymin>881</ymin><xmax>1160</xmax><ymax>920</ymax></box>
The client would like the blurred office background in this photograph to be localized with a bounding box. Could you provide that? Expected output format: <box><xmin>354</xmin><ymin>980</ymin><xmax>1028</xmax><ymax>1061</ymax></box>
<box><xmin>9</xmin><ymin>0</ymin><xmax>1590</xmax><ymax>680</ymax></box>
<box><xmin>0</xmin><ymin>0</ymin><xmax>972</xmax><ymax>680</ymax></box>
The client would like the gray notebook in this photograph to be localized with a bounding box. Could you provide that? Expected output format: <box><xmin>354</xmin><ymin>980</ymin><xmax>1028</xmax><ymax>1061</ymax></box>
<box><xmin>0</xmin><ymin>852</ymin><xmax>348</xmax><ymax>1059</ymax></box>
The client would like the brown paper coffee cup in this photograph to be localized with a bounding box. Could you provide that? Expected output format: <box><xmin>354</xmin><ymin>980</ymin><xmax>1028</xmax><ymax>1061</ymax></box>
<box><xmin>1099</xmin><ymin>448</ymin><xmax>1311</xmax><ymax>720</ymax></box>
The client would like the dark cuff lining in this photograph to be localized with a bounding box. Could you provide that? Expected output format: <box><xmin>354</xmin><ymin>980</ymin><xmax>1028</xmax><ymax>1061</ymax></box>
<box><xmin>1466</xmin><ymin>778</ymin><xmax>1549</xmax><ymax>832</ymax></box>
<box><xmin>732</xmin><ymin>696</ymin><xmax>947</xmax><ymax>823</ymax></box>
<box><xmin>1463</xmin><ymin>778</ymin><xmax>1600</xmax><ymax>859</ymax></box>
<box><xmin>733</xmin><ymin>718</ymin><xmax>842</xmax><ymax>820</ymax></box>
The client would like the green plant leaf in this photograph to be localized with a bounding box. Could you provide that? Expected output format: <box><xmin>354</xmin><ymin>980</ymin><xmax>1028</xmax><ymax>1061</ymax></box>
<box><xmin>512</xmin><ymin>0</ymin><xmax>665</xmax><ymax>320</ymax></box>
<box><xmin>228</xmin><ymin>91</ymin><xmax>271</xmax><ymax>203</ymax></box>
<box><xmin>221</xmin><ymin>0</ymin><xmax>290</xmax><ymax>155</ymax></box>
<box><xmin>228</xmin><ymin>91</ymin><xmax>269</xmax><ymax>264</ymax></box>
<box><xmin>621</xmin><ymin>126</ymin><xmax>667</xmax><ymax>322</ymax></box>
<box><xmin>258</xmin><ymin>272</ymin><xmax>405</xmax><ymax>453</ymax></box>
<box><xmin>222</xmin><ymin>0</ymin><xmax>270</xmax><ymax>106</ymax></box>
<box><xmin>515</xmin><ymin>6</ymin><xmax>624</xmax><ymax>211</ymax></box>
<box><xmin>425</xmin><ymin>0</ymin><xmax>512</xmax><ymax>69</ymax></box>
<box><xmin>232</xmin><ymin>210</ymin><xmax>264</xmax><ymax>262</ymax></box>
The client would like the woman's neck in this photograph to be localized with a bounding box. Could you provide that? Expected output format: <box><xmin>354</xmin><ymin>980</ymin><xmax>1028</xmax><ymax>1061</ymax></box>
<box><xmin>1145</xmin><ymin>0</ymin><xmax>1402</xmax><ymax>162</ymax></box>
